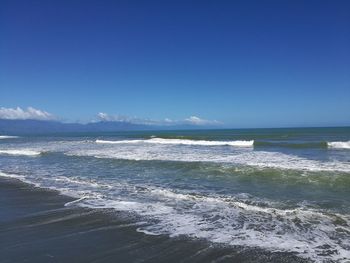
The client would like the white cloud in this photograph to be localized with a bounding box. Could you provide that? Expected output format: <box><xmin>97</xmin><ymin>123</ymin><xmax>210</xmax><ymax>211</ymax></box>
<box><xmin>164</xmin><ymin>118</ymin><xmax>173</xmax><ymax>123</ymax></box>
<box><xmin>0</xmin><ymin>107</ymin><xmax>56</xmax><ymax>120</ymax></box>
<box><xmin>98</xmin><ymin>112</ymin><xmax>140</xmax><ymax>123</ymax></box>
<box><xmin>96</xmin><ymin>112</ymin><xmax>221</xmax><ymax>126</ymax></box>
<box><xmin>97</xmin><ymin>112</ymin><xmax>109</xmax><ymax>121</ymax></box>
<box><xmin>97</xmin><ymin>112</ymin><xmax>125</xmax><ymax>122</ymax></box>
<box><xmin>184</xmin><ymin>116</ymin><xmax>221</xmax><ymax>125</ymax></box>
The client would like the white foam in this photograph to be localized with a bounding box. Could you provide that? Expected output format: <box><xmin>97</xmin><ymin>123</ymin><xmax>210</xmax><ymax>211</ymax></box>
<box><xmin>0</xmin><ymin>135</ymin><xmax>19</xmax><ymax>139</ymax></box>
<box><xmin>6</xmin><ymin>137</ymin><xmax>348</xmax><ymax>172</ymax></box>
<box><xmin>64</xmin><ymin>197</ymin><xmax>88</xmax><ymax>207</ymax></box>
<box><xmin>136</xmin><ymin>228</ymin><xmax>161</xmax><ymax>236</ymax></box>
<box><xmin>96</xmin><ymin>138</ymin><xmax>254</xmax><ymax>147</ymax></box>
<box><xmin>0</xmin><ymin>171</ymin><xmax>26</xmax><ymax>180</ymax></box>
<box><xmin>147</xmin><ymin>138</ymin><xmax>254</xmax><ymax>147</ymax></box>
<box><xmin>96</xmin><ymin>139</ymin><xmax>143</xmax><ymax>144</ymax></box>
<box><xmin>0</xmin><ymin>149</ymin><xmax>41</xmax><ymax>156</ymax></box>
<box><xmin>76</xmin><ymin>189</ymin><xmax>350</xmax><ymax>263</ymax></box>
<box><xmin>1</xmin><ymin>169</ymin><xmax>350</xmax><ymax>262</ymax></box>
<box><xmin>53</xmin><ymin>176</ymin><xmax>113</xmax><ymax>189</ymax></box>
<box><xmin>67</xmin><ymin>147</ymin><xmax>350</xmax><ymax>172</ymax></box>
<box><xmin>0</xmin><ymin>171</ymin><xmax>38</xmax><ymax>186</ymax></box>
<box><xmin>328</xmin><ymin>141</ymin><xmax>350</xmax><ymax>149</ymax></box>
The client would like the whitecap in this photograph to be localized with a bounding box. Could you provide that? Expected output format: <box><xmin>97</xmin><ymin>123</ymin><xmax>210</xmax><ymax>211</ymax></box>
<box><xmin>0</xmin><ymin>149</ymin><xmax>42</xmax><ymax>156</ymax></box>
<box><xmin>96</xmin><ymin>138</ymin><xmax>254</xmax><ymax>147</ymax></box>
<box><xmin>328</xmin><ymin>141</ymin><xmax>350</xmax><ymax>149</ymax></box>
<box><xmin>66</xmin><ymin>148</ymin><xmax>350</xmax><ymax>172</ymax></box>
<box><xmin>0</xmin><ymin>135</ymin><xmax>19</xmax><ymax>139</ymax></box>
<box><xmin>0</xmin><ymin>171</ymin><xmax>26</xmax><ymax>179</ymax></box>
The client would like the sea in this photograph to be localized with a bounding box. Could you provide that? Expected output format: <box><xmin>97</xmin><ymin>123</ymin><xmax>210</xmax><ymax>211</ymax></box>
<box><xmin>1</xmin><ymin>127</ymin><xmax>350</xmax><ymax>262</ymax></box>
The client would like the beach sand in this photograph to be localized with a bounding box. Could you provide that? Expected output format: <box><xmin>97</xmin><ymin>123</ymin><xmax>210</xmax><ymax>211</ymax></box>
<box><xmin>0</xmin><ymin>177</ymin><xmax>308</xmax><ymax>263</ymax></box>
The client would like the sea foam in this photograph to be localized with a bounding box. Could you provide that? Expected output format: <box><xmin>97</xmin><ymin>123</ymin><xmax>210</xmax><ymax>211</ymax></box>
<box><xmin>328</xmin><ymin>141</ymin><xmax>350</xmax><ymax>149</ymax></box>
<box><xmin>96</xmin><ymin>138</ymin><xmax>254</xmax><ymax>147</ymax></box>
<box><xmin>67</xmin><ymin>147</ymin><xmax>350</xmax><ymax>172</ymax></box>
<box><xmin>0</xmin><ymin>171</ymin><xmax>26</xmax><ymax>180</ymax></box>
<box><xmin>52</xmin><ymin>183</ymin><xmax>350</xmax><ymax>262</ymax></box>
<box><xmin>0</xmin><ymin>149</ymin><xmax>42</xmax><ymax>156</ymax></box>
<box><xmin>0</xmin><ymin>135</ymin><xmax>19</xmax><ymax>139</ymax></box>
<box><xmin>2</xmin><ymin>169</ymin><xmax>350</xmax><ymax>262</ymax></box>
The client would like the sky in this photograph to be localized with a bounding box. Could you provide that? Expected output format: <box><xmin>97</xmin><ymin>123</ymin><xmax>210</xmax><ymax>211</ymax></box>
<box><xmin>1</xmin><ymin>0</ymin><xmax>349</xmax><ymax>128</ymax></box>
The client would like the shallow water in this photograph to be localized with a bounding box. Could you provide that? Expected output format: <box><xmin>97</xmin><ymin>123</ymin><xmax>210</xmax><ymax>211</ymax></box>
<box><xmin>0</xmin><ymin>127</ymin><xmax>349</xmax><ymax>262</ymax></box>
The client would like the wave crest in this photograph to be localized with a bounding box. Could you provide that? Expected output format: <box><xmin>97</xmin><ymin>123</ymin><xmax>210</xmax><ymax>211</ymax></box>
<box><xmin>0</xmin><ymin>135</ymin><xmax>19</xmax><ymax>139</ymax></box>
<box><xmin>96</xmin><ymin>138</ymin><xmax>254</xmax><ymax>147</ymax></box>
<box><xmin>0</xmin><ymin>149</ymin><xmax>42</xmax><ymax>156</ymax></box>
<box><xmin>328</xmin><ymin>141</ymin><xmax>350</xmax><ymax>149</ymax></box>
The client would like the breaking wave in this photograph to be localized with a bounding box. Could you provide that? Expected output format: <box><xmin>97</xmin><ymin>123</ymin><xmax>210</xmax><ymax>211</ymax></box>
<box><xmin>1</xmin><ymin>170</ymin><xmax>349</xmax><ymax>262</ymax></box>
<box><xmin>97</xmin><ymin>139</ymin><xmax>350</xmax><ymax>150</ymax></box>
<box><xmin>328</xmin><ymin>141</ymin><xmax>350</xmax><ymax>149</ymax></box>
<box><xmin>67</xmin><ymin>148</ymin><xmax>350</xmax><ymax>173</ymax></box>
<box><xmin>0</xmin><ymin>135</ymin><xmax>19</xmax><ymax>139</ymax></box>
<box><xmin>96</xmin><ymin>138</ymin><xmax>254</xmax><ymax>147</ymax></box>
<box><xmin>0</xmin><ymin>171</ymin><xmax>26</xmax><ymax>180</ymax></box>
<box><xmin>0</xmin><ymin>149</ymin><xmax>42</xmax><ymax>156</ymax></box>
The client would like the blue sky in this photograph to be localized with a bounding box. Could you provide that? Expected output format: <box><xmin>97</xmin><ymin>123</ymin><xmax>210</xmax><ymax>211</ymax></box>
<box><xmin>1</xmin><ymin>0</ymin><xmax>349</xmax><ymax>127</ymax></box>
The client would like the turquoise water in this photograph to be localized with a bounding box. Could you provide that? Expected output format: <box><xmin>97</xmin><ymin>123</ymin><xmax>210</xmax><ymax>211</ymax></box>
<box><xmin>0</xmin><ymin>127</ymin><xmax>350</xmax><ymax>262</ymax></box>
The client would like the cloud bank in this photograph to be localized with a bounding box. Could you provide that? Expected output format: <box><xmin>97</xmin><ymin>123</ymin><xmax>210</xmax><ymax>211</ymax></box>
<box><xmin>97</xmin><ymin>112</ymin><xmax>221</xmax><ymax>126</ymax></box>
<box><xmin>0</xmin><ymin>106</ymin><xmax>221</xmax><ymax>126</ymax></box>
<box><xmin>0</xmin><ymin>107</ymin><xmax>56</xmax><ymax>120</ymax></box>
<box><xmin>97</xmin><ymin>112</ymin><xmax>160</xmax><ymax>125</ymax></box>
<box><xmin>184</xmin><ymin>116</ymin><xmax>221</xmax><ymax>125</ymax></box>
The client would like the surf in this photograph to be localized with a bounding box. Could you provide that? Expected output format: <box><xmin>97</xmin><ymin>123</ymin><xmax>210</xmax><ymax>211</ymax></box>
<box><xmin>0</xmin><ymin>149</ymin><xmax>42</xmax><ymax>156</ymax></box>
<box><xmin>96</xmin><ymin>138</ymin><xmax>254</xmax><ymax>147</ymax></box>
<box><xmin>2</xmin><ymin>169</ymin><xmax>349</xmax><ymax>263</ymax></box>
<box><xmin>327</xmin><ymin>141</ymin><xmax>350</xmax><ymax>149</ymax></box>
<box><xmin>0</xmin><ymin>135</ymin><xmax>19</xmax><ymax>139</ymax></box>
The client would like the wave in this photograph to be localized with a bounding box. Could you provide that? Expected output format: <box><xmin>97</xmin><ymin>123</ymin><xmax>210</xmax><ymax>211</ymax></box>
<box><xmin>67</xmin><ymin>147</ymin><xmax>350</xmax><ymax>172</ymax></box>
<box><xmin>0</xmin><ymin>171</ymin><xmax>38</xmax><ymax>186</ymax></box>
<box><xmin>96</xmin><ymin>139</ymin><xmax>144</xmax><ymax>144</ymax></box>
<box><xmin>51</xmin><ymin>195</ymin><xmax>350</xmax><ymax>262</ymax></box>
<box><xmin>327</xmin><ymin>141</ymin><xmax>350</xmax><ymax>149</ymax></box>
<box><xmin>2</xmin><ymin>170</ymin><xmax>349</xmax><ymax>262</ymax></box>
<box><xmin>254</xmin><ymin>141</ymin><xmax>328</xmax><ymax>149</ymax></box>
<box><xmin>0</xmin><ymin>171</ymin><xmax>26</xmax><ymax>180</ymax></box>
<box><xmin>0</xmin><ymin>149</ymin><xmax>42</xmax><ymax>156</ymax></box>
<box><xmin>0</xmin><ymin>135</ymin><xmax>19</xmax><ymax>139</ymax></box>
<box><xmin>96</xmin><ymin>138</ymin><xmax>254</xmax><ymax>147</ymax></box>
<box><xmin>97</xmin><ymin>138</ymin><xmax>350</xmax><ymax>149</ymax></box>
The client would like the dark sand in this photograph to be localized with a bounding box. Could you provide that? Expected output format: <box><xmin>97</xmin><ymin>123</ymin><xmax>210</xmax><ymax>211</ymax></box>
<box><xmin>0</xmin><ymin>178</ymin><xmax>309</xmax><ymax>263</ymax></box>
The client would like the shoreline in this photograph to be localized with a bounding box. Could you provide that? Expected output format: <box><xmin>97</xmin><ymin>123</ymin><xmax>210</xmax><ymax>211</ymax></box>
<box><xmin>0</xmin><ymin>177</ymin><xmax>309</xmax><ymax>262</ymax></box>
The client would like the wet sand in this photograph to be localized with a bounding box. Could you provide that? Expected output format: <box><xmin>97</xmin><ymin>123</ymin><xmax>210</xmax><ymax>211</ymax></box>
<box><xmin>0</xmin><ymin>177</ymin><xmax>309</xmax><ymax>263</ymax></box>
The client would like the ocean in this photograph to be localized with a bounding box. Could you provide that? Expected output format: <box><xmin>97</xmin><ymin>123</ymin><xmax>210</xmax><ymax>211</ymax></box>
<box><xmin>1</xmin><ymin>127</ymin><xmax>350</xmax><ymax>262</ymax></box>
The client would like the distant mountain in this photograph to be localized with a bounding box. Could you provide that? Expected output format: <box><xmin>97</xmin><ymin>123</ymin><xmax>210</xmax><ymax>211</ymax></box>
<box><xmin>0</xmin><ymin>119</ymin><xmax>155</xmax><ymax>135</ymax></box>
<box><xmin>0</xmin><ymin>119</ymin><xmax>208</xmax><ymax>135</ymax></box>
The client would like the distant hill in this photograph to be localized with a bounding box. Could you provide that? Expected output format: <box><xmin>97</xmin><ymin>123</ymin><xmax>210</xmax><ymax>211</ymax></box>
<box><xmin>0</xmin><ymin>119</ymin><xmax>208</xmax><ymax>135</ymax></box>
<box><xmin>0</xmin><ymin>119</ymin><xmax>155</xmax><ymax>135</ymax></box>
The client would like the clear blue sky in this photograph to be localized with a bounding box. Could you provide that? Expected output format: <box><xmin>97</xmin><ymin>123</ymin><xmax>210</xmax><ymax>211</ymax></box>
<box><xmin>1</xmin><ymin>0</ymin><xmax>349</xmax><ymax>127</ymax></box>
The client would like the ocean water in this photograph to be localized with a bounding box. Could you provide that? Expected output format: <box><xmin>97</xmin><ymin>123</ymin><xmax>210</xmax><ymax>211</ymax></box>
<box><xmin>0</xmin><ymin>127</ymin><xmax>350</xmax><ymax>262</ymax></box>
